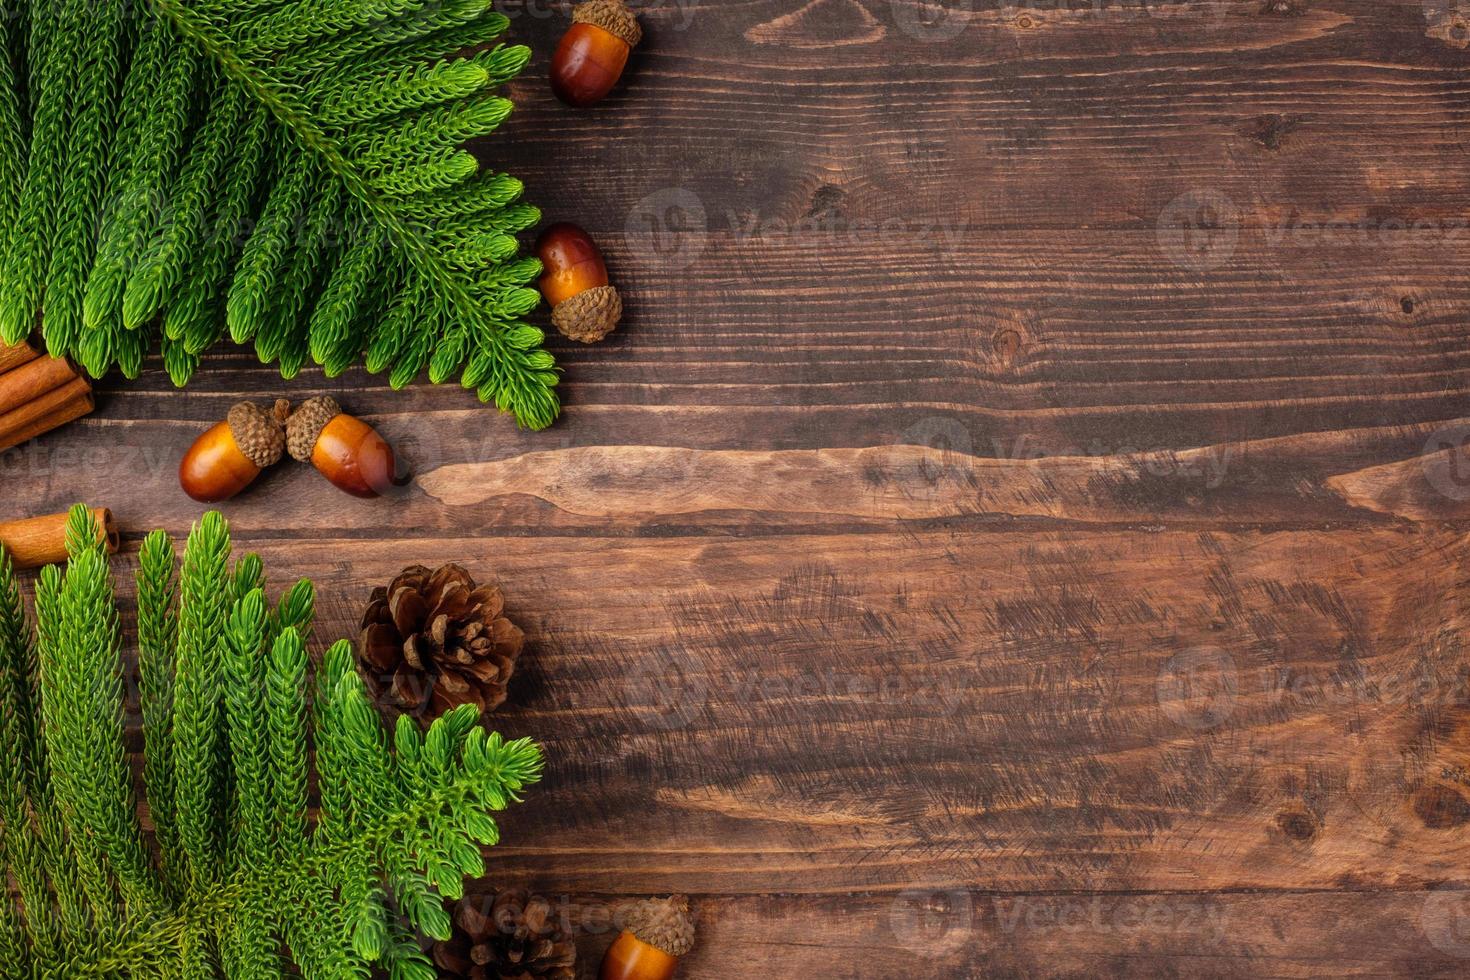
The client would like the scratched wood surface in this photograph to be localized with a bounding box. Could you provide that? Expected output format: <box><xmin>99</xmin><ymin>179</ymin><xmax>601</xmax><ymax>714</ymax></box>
<box><xmin>7</xmin><ymin>0</ymin><xmax>1470</xmax><ymax>975</ymax></box>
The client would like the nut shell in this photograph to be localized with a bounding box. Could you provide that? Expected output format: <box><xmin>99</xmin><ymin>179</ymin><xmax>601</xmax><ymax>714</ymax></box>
<box><xmin>226</xmin><ymin>401</ymin><xmax>286</xmax><ymax>469</ymax></box>
<box><xmin>551</xmin><ymin>285</ymin><xmax>622</xmax><ymax>343</ymax></box>
<box><xmin>286</xmin><ymin>395</ymin><xmax>341</xmax><ymax>463</ymax></box>
<box><xmin>572</xmin><ymin>0</ymin><xmax>641</xmax><ymax>47</ymax></box>
<box><xmin>626</xmin><ymin>896</ymin><xmax>695</xmax><ymax>958</ymax></box>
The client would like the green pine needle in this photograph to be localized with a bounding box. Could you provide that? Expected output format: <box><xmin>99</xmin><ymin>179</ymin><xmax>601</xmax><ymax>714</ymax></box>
<box><xmin>0</xmin><ymin>504</ymin><xmax>542</xmax><ymax>974</ymax></box>
<box><xmin>4</xmin><ymin>0</ymin><xmax>558</xmax><ymax>428</ymax></box>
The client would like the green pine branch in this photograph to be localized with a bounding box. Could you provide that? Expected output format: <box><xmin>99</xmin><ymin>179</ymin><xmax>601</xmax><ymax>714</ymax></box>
<box><xmin>2</xmin><ymin>0</ymin><xmax>557</xmax><ymax>427</ymax></box>
<box><xmin>0</xmin><ymin>504</ymin><xmax>542</xmax><ymax>975</ymax></box>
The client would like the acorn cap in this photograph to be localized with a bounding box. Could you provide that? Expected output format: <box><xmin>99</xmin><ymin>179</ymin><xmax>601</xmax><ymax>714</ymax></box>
<box><xmin>286</xmin><ymin>395</ymin><xmax>342</xmax><ymax>463</ymax></box>
<box><xmin>626</xmin><ymin>895</ymin><xmax>695</xmax><ymax>958</ymax></box>
<box><xmin>572</xmin><ymin>0</ymin><xmax>641</xmax><ymax>47</ymax></box>
<box><xmin>551</xmin><ymin>284</ymin><xmax>621</xmax><ymax>344</ymax></box>
<box><xmin>226</xmin><ymin>400</ymin><xmax>287</xmax><ymax>469</ymax></box>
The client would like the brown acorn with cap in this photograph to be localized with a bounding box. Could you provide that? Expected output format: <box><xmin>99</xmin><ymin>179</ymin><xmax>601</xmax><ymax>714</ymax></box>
<box><xmin>286</xmin><ymin>396</ymin><xmax>399</xmax><ymax>498</ymax></box>
<box><xmin>537</xmin><ymin>222</ymin><xmax>623</xmax><ymax>344</ymax></box>
<box><xmin>551</xmin><ymin>0</ymin><xmax>642</xmax><ymax>107</ymax></box>
<box><xmin>179</xmin><ymin>399</ymin><xmax>289</xmax><ymax>502</ymax></box>
<box><xmin>600</xmin><ymin>896</ymin><xmax>695</xmax><ymax>980</ymax></box>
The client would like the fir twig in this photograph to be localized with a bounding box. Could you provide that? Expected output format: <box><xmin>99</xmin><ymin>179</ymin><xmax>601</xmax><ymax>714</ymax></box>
<box><xmin>0</xmin><ymin>504</ymin><xmax>542</xmax><ymax>974</ymax></box>
<box><xmin>5</xmin><ymin>0</ymin><xmax>556</xmax><ymax>426</ymax></box>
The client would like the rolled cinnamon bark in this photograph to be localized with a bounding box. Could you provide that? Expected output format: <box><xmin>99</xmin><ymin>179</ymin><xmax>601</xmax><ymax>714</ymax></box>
<box><xmin>0</xmin><ymin>378</ymin><xmax>94</xmax><ymax>452</ymax></box>
<box><xmin>0</xmin><ymin>340</ymin><xmax>40</xmax><ymax>376</ymax></box>
<box><xmin>0</xmin><ymin>508</ymin><xmax>118</xmax><ymax>570</ymax></box>
<box><xmin>0</xmin><ymin>355</ymin><xmax>79</xmax><ymax>416</ymax></box>
<box><xmin>0</xmin><ymin>387</ymin><xmax>94</xmax><ymax>452</ymax></box>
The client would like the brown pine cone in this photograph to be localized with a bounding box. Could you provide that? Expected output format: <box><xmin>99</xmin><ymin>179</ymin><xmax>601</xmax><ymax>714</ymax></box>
<box><xmin>432</xmin><ymin>888</ymin><xmax>576</xmax><ymax>980</ymax></box>
<box><xmin>357</xmin><ymin>563</ymin><xmax>524</xmax><ymax>725</ymax></box>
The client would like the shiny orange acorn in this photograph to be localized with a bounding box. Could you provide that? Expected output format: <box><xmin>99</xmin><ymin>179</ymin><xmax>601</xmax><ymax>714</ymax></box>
<box><xmin>179</xmin><ymin>400</ymin><xmax>288</xmax><ymax>503</ymax></box>
<box><xmin>551</xmin><ymin>0</ymin><xmax>642</xmax><ymax>108</ymax></box>
<box><xmin>537</xmin><ymin>222</ymin><xmax>623</xmax><ymax>343</ymax></box>
<box><xmin>600</xmin><ymin>896</ymin><xmax>695</xmax><ymax>980</ymax></box>
<box><xmin>286</xmin><ymin>396</ymin><xmax>400</xmax><ymax>499</ymax></box>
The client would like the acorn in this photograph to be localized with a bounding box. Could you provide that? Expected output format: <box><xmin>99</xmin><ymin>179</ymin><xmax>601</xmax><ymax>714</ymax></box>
<box><xmin>551</xmin><ymin>0</ymin><xmax>642</xmax><ymax>108</ymax></box>
<box><xmin>537</xmin><ymin>222</ymin><xmax>622</xmax><ymax>343</ymax></box>
<box><xmin>600</xmin><ymin>896</ymin><xmax>695</xmax><ymax>980</ymax></box>
<box><xmin>286</xmin><ymin>396</ymin><xmax>399</xmax><ymax>499</ymax></box>
<box><xmin>179</xmin><ymin>400</ymin><xmax>288</xmax><ymax>503</ymax></box>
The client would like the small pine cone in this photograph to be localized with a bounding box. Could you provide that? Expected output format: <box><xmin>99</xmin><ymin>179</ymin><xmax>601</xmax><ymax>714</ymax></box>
<box><xmin>357</xmin><ymin>563</ymin><xmax>524</xmax><ymax>726</ymax></box>
<box><xmin>432</xmin><ymin>888</ymin><xmax>576</xmax><ymax>980</ymax></box>
<box><xmin>551</xmin><ymin>285</ymin><xmax>621</xmax><ymax>343</ymax></box>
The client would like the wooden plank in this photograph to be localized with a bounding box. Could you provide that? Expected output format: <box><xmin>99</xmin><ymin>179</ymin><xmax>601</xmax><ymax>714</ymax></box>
<box><xmin>497</xmin><ymin>0</ymin><xmax>1470</xmax><ymax>233</ymax></box>
<box><xmin>8</xmin><ymin>408</ymin><xmax>1469</xmax><ymax>537</ymax></box>
<box><xmin>73</xmin><ymin>518</ymin><xmax>1466</xmax><ymax>895</ymax></box>
<box><xmin>412</xmin><ymin>422</ymin><xmax>1470</xmax><ymax>525</ymax></box>
<box><xmin>54</xmin><ymin>221</ymin><xmax>1468</xmax><ymax>466</ymax></box>
<box><xmin>546</xmin><ymin>891</ymin><xmax>1470</xmax><ymax>979</ymax></box>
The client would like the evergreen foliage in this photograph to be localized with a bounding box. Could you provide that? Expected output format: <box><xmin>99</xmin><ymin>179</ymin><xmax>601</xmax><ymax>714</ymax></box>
<box><xmin>0</xmin><ymin>504</ymin><xmax>544</xmax><ymax>976</ymax></box>
<box><xmin>0</xmin><ymin>0</ymin><xmax>558</xmax><ymax>428</ymax></box>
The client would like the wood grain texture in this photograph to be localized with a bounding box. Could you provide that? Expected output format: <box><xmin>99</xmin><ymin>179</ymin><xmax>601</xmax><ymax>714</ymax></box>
<box><xmin>6</xmin><ymin>0</ymin><xmax>1470</xmax><ymax>975</ymax></box>
<box><xmin>168</xmin><ymin>523</ymin><xmax>1465</xmax><ymax>897</ymax></box>
<box><xmin>554</xmin><ymin>891</ymin><xmax>1470</xmax><ymax>978</ymax></box>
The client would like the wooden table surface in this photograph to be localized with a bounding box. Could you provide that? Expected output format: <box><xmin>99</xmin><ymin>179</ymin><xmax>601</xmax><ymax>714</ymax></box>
<box><xmin>9</xmin><ymin>0</ymin><xmax>1470</xmax><ymax>975</ymax></box>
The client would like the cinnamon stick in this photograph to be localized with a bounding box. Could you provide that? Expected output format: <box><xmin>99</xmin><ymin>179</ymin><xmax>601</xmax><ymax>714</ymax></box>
<box><xmin>0</xmin><ymin>508</ymin><xmax>117</xmax><ymax>570</ymax></box>
<box><xmin>0</xmin><ymin>355</ymin><xmax>79</xmax><ymax>416</ymax></box>
<box><xmin>0</xmin><ymin>378</ymin><xmax>94</xmax><ymax>453</ymax></box>
<box><xmin>0</xmin><ymin>340</ymin><xmax>40</xmax><ymax>375</ymax></box>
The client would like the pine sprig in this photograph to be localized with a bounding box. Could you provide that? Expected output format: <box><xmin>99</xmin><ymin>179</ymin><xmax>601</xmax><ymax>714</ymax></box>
<box><xmin>0</xmin><ymin>6</ymin><xmax>26</xmax><ymax>264</ymax></box>
<box><xmin>0</xmin><ymin>504</ymin><xmax>542</xmax><ymax>975</ymax></box>
<box><xmin>41</xmin><ymin>0</ymin><xmax>126</xmax><ymax>364</ymax></box>
<box><xmin>173</xmin><ymin>510</ymin><xmax>232</xmax><ymax>891</ymax></box>
<box><xmin>137</xmin><ymin>529</ymin><xmax>183</xmax><ymax>897</ymax></box>
<box><xmin>0</xmin><ymin>0</ymin><xmax>67</xmax><ymax>344</ymax></box>
<box><xmin>220</xmin><ymin>588</ymin><xmax>280</xmax><ymax>979</ymax></box>
<box><xmin>4</xmin><ymin>0</ymin><xmax>556</xmax><ymax>427</ymax></box>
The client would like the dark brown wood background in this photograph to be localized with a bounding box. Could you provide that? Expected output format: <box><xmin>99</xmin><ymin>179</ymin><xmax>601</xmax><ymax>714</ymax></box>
<box><xmin>10</xmin><ymin>0</ymin><xmax>1470</xmax><ymax>974</ymax></box>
